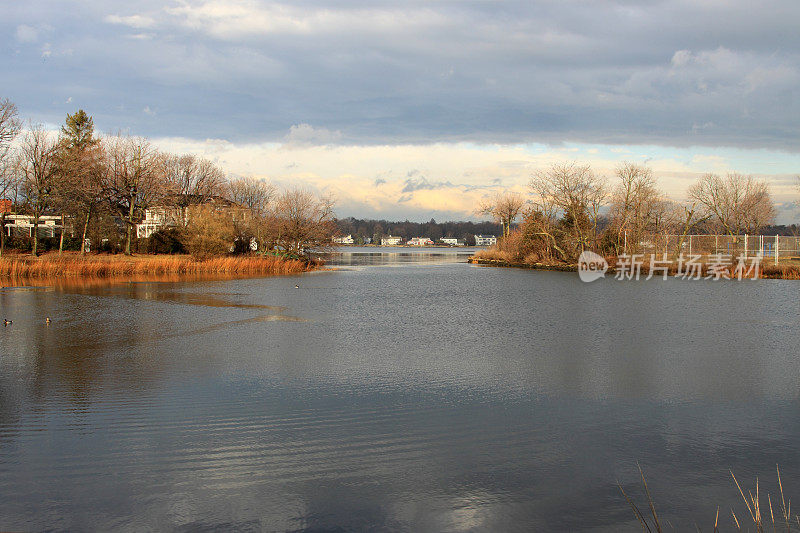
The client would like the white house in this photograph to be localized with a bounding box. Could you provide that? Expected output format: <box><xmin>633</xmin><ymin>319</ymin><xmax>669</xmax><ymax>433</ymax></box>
<box><xmin>333</xmin><ymin>234</ymin><xmax>355</xmax><ymax>244</ymax></box>
<box><xmin>136</xmin><ymin>206</ymin><xmax>185</xmax><ymax>239</ymax></box>
<box><xmin>475</xmin><ymin>234</ymin><xmax>497</xmax><ymax>246</ymax></box>
<box><xmin>3</xmin><ymin>214</ymin><xmax>64</xmax><ymax>238</ymax></box>
<box><xmin>407</xmin><ymin>237</ymin><xmax>434</xmax><ymax>246</ymax></box>
<box><xmin>439</xmin><ymin>237</ymin><xmax>465</xmax><ymax>246</ymax></box>
<box><xmin>381</xmin><ymin>235</ymin><xmax>402</xmax><ymax>246</ymax></box>
<box><xmin>136</xmin><ymin>195</ymin><xmax>243</xmax><ymax>239</ymax></box>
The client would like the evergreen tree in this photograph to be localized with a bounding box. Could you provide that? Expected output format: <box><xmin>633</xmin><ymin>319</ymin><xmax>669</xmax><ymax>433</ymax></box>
<box><xmin>56</xmin><ymin>110</ymin><xmax>103</xmax><ymax>254</ymax></box>
<box><xmin>61</xmin><ymin>110</ymin><xmax>99</xmax><ymax>150</ymax></box>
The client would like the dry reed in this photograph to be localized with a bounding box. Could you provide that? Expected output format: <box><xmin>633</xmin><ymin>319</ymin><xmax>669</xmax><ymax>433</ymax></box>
<box><xmin>621</xmin><ymin>465</ymin><xmax>799</xmax><ymax>532</ymax></box>
<box><xmin>0</xmin><ymin>253</ymin><xmax>312</xmax><ymax>280</ymax></box>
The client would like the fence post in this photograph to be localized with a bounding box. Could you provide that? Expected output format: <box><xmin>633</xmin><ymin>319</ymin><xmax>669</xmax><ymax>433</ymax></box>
<box><xmin>744</xmin><ymin>234</ymin><xmax>748</xmax><ymax>260</ymax></box>
<box><xmin>624</xmin><ymin>230</ymin><xmax>627</xmax><ymax>255</ymax></box>
<box><xmin>776</xmin><ymin>234</ymin><xmax>779</xmax><ymax>265</ymax></box>
<box><xmin>689</xmin><ymin>234</ymin><xmax>692</xmax><ymax>256</ymax></box>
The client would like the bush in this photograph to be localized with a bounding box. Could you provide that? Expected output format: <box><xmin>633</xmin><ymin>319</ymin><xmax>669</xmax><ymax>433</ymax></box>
<box><xmin>184</xmin><ymin>205</ymin><xmax>236</xmax><ymax>259</ymax></box>
<box><xmin>145</xmin><ymin>228</ymin><xmax>186</xmax><ymax>255</ymax></box>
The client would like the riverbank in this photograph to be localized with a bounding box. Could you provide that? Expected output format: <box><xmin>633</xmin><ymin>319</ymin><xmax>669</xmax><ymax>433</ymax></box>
<box><xmin>468</xmin><ymin>254</ymin><xmax>800</xmax><ymax>279</ymax></box>
<box><xmin>0</xmin><ymin>252</ymin><xmax>315</xmax><ymax>281</ymax></box>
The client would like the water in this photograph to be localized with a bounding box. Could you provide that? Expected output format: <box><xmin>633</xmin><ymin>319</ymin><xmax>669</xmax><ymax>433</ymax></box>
<box><xmin>1</xmin><ymin>251</ymin><xmax>800</xmax><ymax>531</ymax></box>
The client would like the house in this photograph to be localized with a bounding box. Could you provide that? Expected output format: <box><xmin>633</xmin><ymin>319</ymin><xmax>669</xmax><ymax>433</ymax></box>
<box><xmin>439</xmin><ymin>237</ymin><xmax>465</xmax><ymax>246</ymax></box>
<box><xmin>136</xmin><ymin>195</ymin><xmax>243</xmax><ymax>239</ymax></box>
<box><xmin>475</xmin><ymin>234</ymin><xmax>497</xmax><ymax>246</ymax></box>
<box><xmin>333</xmin><ymin>234</ymin><xmax>355</xmax><ymax>245</ymax></box>
<box><xmin>381</xmin><ymin>235</ymin><xmax>402</xmax><ymax>246</ymax></box>
<box><xmin>407</xmin><ymin>237</ymin><xmax>434</xmax><ymax>246</ymax></box>
<box><xmin>3</xmin><ymin>214</ymin><xmax>65</xmax><ymax>238</ymax></box>
<box><xmin>136</xmin><ymin>206</ymin><xmax>185</xmax><ymax>239</ymax></box>
<box><xmin>0</xmin><ymin>199</ymin><xmax>12</xmax><ymax>214</ymax></box>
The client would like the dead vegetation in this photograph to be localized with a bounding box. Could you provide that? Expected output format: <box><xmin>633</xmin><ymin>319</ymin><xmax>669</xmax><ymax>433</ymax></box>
<box><xmin>0</xmin><ymin>252</ymin><xmax>312</xmax><ymax>280</ymax></box>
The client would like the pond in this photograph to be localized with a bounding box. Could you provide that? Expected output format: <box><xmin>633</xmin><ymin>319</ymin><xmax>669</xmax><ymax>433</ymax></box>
<box><xmin>1</xmin><ymin>251</ymin><xmax>799</xmax><ymax>530</ymax></box>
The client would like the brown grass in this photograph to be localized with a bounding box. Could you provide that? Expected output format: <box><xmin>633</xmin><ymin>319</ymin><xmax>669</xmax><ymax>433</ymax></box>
<box><xmin>473</xmin><ymin>247</ymin><xmax>800</xmax><ymax>280</ymax></box>
<box><xmin>0</xmin><ymin>252</ymin><xmax>313</xmax><ymax>280</ymax></box>
<box><xmin>621</xmin><ymin>465</ymin><xmax>800</xmax><ymax>532</ymax></box>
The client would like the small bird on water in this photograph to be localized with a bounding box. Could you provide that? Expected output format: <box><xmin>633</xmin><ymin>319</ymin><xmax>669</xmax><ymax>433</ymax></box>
<box><xmin>294</xmin><ymin>284</ymin><xmax>299</xmax><ymax>289</ymax></box>
<box><xmin>3</xmin><ymin>319</ymin><xmax>11</xmax><ymax>326</ymax></box>
<box><xmin>45</xmin><ymin>317</ymin><xmax>51</xmax><ymax>325</ymax></box>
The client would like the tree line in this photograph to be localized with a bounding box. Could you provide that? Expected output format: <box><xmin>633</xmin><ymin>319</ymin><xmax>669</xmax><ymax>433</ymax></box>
<box><xmin>479</xmin><ymin>161</ymin><xmax>787</xmax><ymax>263</ymax></box>
<box><xmin>334</xmin><ymin>217</ymin><xmax>502</xmax><ymax>245</ymax></box>
<box><xmin>0</xmin><ymin>99</ymin><xmax>335</xmax><ymax>259</ymax></box>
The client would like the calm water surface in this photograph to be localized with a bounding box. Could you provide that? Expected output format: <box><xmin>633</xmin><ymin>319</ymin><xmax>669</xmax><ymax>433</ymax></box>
<box><xmin>1</xmin><ymin>250</ymin><xmax>799</xmax><ymax>531</ymax></box>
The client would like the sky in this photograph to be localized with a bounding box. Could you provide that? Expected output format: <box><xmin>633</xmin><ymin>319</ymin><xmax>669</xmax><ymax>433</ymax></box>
<box><xmin>3</xmin><ymin>0</ymin><xmax>799</xmax><ymax>222</ymax></box>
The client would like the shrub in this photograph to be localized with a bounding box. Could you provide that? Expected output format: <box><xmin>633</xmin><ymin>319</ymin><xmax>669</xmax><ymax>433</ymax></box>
<box><xmin>184</xmin><ymin>205</ymin><xmax>236</xmax><ymax>259</ymax></box>
<box><xmin>145</xmin><ymin>228</ymin><xmax>186</xmax><ymax>255</ymax></box>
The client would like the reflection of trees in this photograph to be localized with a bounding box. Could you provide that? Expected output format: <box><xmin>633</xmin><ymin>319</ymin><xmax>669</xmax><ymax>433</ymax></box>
<box><xmin>7</xmin><ymin>283</ymin><xmax>256</xmax><ymax>411</ymax></box>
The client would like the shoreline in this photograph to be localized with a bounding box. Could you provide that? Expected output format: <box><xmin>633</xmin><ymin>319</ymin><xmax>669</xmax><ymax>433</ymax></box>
<box><xmin>0</xmin><ymin>253</ymin><xmax>317</xmax><ymax>283</ymax></box>
<box><xmin>468</xmin><ymin>256</ymin><xmax>800</xmax><ymax>280</ymax></box>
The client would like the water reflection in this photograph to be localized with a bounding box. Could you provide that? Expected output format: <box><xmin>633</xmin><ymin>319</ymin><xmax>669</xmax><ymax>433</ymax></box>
<box><xmin>325</xmin><ymin>246</ymin><xmax>477</xmax><ymax>267</ymax></box>
<box><xmin>1</xmin><ymin>258</ymin><xmax>800</xmax><ymax>530</ymax></box>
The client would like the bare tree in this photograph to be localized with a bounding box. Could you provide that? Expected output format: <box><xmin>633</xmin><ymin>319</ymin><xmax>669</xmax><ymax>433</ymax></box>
<box><xmin>478</xmin><ymin>191</ymin><xmax>525</xmax><ymax>238</ymax></box>
<box><xmin>17</xmin><ymin>126</ymin><xmax>60</xmax><ymax>256</ymax></box>
<box><xmin>102</xmin><ymin>136</ymin><xmax>166</xmax><ymax>255</ymax></box>
<box><xmin>0</xmin><ymin>99</ymin><xmax>22</xmax><ymax>256</ymax></box>
<box><xmin>226</xmin><ymin>176</ymin><xmax>275</xmax><ymax>216</ymax></box>
<box><xmin>270</xmin><ymin>188</ymin><xmax>336</xmax><ymax>256</ymax></box>
<box><xmin>609</xmin><ymin>162</ymin><xmax>668</xmax><ymax>254</ymax></box>
<box><xmin>164</xmin><ymin>154</ymin><xmax>226</xmax><ymax>205</ymax></box>
<box><xmin>689</xmin><ymin>173</ymin><xmax>776</xmax><ymax>236</ymax></box>
<box><xmin>529</xmin><ymin>162</ymin><xmax>607</xmax><ymax>259</ymax></box>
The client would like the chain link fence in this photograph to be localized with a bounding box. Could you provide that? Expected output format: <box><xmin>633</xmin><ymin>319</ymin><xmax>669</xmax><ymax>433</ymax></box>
<box><xmin>623</xmin><ymin>233</ymin><xmax>800</xmax><ymax>264</ymax></box>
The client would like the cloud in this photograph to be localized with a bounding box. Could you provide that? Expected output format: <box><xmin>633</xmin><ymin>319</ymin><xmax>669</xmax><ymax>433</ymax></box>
<box><xmin>283</xmin><ymin>123</ymin><xmax>342</xmax><ymax>148</ymax></box>
<box><xmin>15</xmin><ymin>24</ymin><xmax>39</xmax><ymax>43</ymax></box>
<box><xmin>104</xmin><ymin>14</ymin><xmax>156</xmax><ymax>29</ymax></box>
<box><xmin>143</xmin><ymin>135</ymin><xmax>798</xmax><ymax>222</ymax></box>
<box><xmin>4</xmin><ymin>0</ymin><xmax>798</xmax><ymax>150</ymax></box>
<box><xmin>401</xmin><ymin>176</ymin><xmax>455</xmax><ymax>193</ymax></box>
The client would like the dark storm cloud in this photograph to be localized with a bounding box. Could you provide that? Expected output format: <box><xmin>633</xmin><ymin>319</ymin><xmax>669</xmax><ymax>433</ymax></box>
<box><xmin>3</xmin><ymin>0</ymin><xmax>799</xmax><ymax>149</ymax></box>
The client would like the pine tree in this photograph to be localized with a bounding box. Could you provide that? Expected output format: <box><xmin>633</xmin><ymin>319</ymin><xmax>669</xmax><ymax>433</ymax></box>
<box><xmin>60</xmin><ymin>109</ymin><xmax>99</xmax><ymax>150</ymax></box>
<box><xmin>56</xmin><ymin>110</ymin><xmax>103</xmax><ymax>254</ymax></box>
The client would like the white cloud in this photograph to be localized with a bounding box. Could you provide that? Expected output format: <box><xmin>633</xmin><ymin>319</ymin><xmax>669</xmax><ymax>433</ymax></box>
<box><xmin>283</xmin><ymin>124</ymin><xmax>342</xmax><ymax>148</ymax></box>
<box><xmin>104</xmin><ymin>14</ymin><xmax>156</xmax><ymax>29</ymax></box>
<box><xmin>15</xmin><ymin>24</ymin><xmax>39</xmax><ymax>43</ymax></box>
<box><xmin>165</xmin><ymin>1</ymin><xmax>452</xmax><ymax>40</ymax></box>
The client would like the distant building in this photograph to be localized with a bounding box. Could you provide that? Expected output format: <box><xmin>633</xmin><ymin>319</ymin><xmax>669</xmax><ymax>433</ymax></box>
<box><xmin>475</xmin><ymin>234</ymin><xmax>497</xmax><ymax>246</ymax></box>
<box><xmin>407</xmin><ymin>237</ymin><xmax>434</xmax><ymax>246</ymax></box>
<box><xmin>439</xmin><ymin>237</ymin><xmax>465</xmax><ymax>246</ymax></box>
<box><xmin>381</xmin><ymin>235</ymin><xmax>402</xmax><ymax>246</ymax></box>
<box><xmin>0</xmin><ymin>199</ymin><xmax>12</xmax><ymax>214</ymax></box>
<box><xmin>333</xmin><ymin>234</ymin><xmax>355</xmax><ymax>245</ymax></box>
<box><xmin>363</xmin><ymin>237</ymin><xmax>372</xmax><ymax>245</ymax></box>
